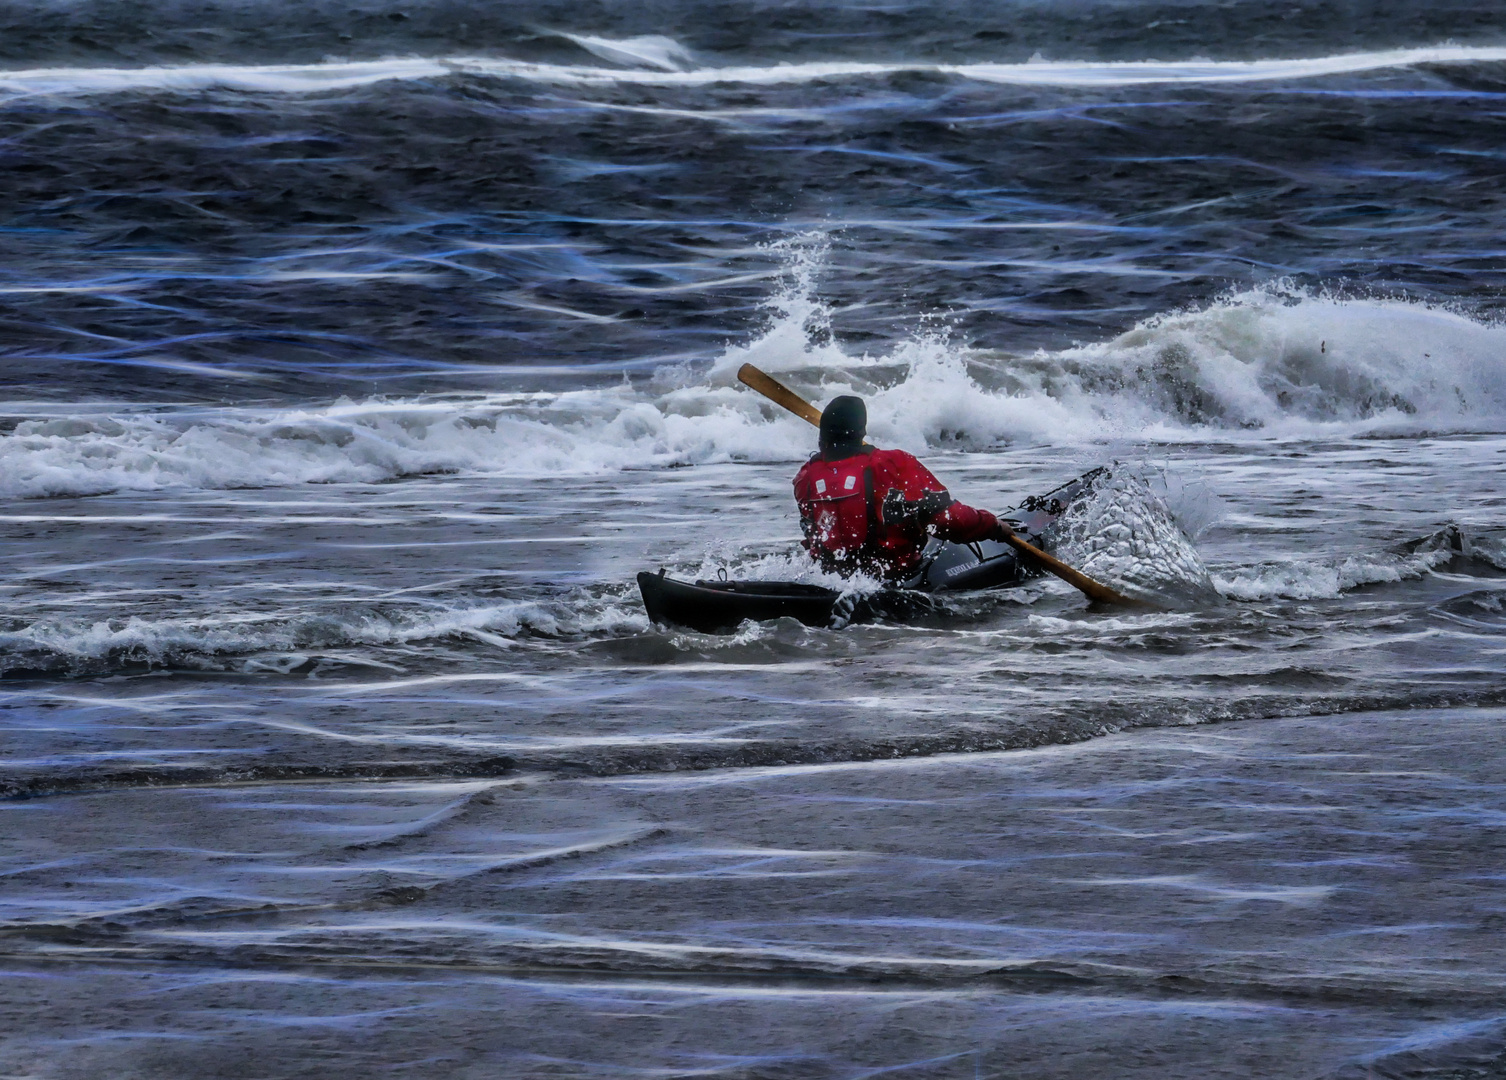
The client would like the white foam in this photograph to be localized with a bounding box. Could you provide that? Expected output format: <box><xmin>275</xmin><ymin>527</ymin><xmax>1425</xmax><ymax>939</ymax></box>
<box><xmin>687</xmin><ymin>546</ymin><xmax>892</xmax><ymax>605</ymax></box>
<box><xmin>4</xmin><ymin>45</ymin><xmax>1506</xmax><ymax>101</ymax></box>
<box><xmin>952</xmin><ymin>46</ymin><xmax>1506</xmax><ymax>88</ymax></box>
<box><xmin>3</xmin><ymin>249</ymin><xmax>1506</xmax><ymax>500</ymax></box>
<box><xmin>0</xmin><ymin>595</ymin><xmax>647</xmax><ymax>674</ymax></box>
<box><xmin>1031</xmin><ymin>285</ymin><xmax>1506</xmax><ymax>436</ymax></box>
<box><xmin>560</xmin><ymin>33</ymin><xmax>695</xmax><ymax>72</ymax></box>
<box><xmin>711</xmin><ymin>280</ymin><xmax>1506</xmax><ymax>451</ymax></box>
<box><xmin>0</xmin><ymin>58</ymin><xmax>451</xmax><ymax>100</ymax></box>
<box><xmin>1473</xmin><ymin>537</ymin><xmax>1506</xmax><ymax>572</ymax></box>
<box><xmin>1214</xmin><ymin>548</ymin><xmax>1455</xmax><ymax>601</ymax></box>
<box><xmin>0</xmin><ymin>392</ymin><xmax>812</xmax><ymax>499</ymax></box>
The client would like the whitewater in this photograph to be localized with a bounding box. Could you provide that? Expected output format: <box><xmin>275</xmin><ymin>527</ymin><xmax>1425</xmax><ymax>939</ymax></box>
<box><xmin>5</xmin><ymin>279</ymin><xmax>1506</xmax><ymax>500</ymax></box>
<box><xmin>4</xmin><ymin>3</ymin><xmax>1506</xmax><ymax>1077</ymax></box>
<box><xmin>6</xmin><ymin>44</ymin><xmax>1506</xmax><ymax>100</ymax></box>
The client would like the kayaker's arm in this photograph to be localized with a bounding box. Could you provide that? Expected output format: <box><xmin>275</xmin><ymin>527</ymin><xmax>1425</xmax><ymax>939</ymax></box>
<box><xmin>929</xmin><ymin>499</ymin><xmax>1008</xmax><ymax>544</ymax></box>
<box><xmin>880</xmin><ymin>486</ymin><xmax>1012</xmax><ymax>544</ymax></box>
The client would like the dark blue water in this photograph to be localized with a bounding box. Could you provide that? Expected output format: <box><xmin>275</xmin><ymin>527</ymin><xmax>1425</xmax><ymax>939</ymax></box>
<box><xmin>3</xmin><ymin>2</ymin><xmax>1506</xmax><ymax>1076</ymax></box>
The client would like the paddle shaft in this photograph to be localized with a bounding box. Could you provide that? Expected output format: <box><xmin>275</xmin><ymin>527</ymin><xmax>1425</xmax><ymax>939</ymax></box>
<box><xmin>736</xmin><ymin>363</ymin><xmax>1146</xmax><ymax>607</ymax></box>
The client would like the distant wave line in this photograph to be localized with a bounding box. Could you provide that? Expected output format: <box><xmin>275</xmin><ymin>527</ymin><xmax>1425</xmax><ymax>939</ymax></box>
<box><xmin>2</xmin><ymin>45</ymin><xmax>1506</xmax><ymax>100</ymax></box>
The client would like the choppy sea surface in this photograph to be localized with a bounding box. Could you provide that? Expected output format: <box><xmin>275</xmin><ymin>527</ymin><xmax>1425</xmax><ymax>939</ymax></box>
<box><xmin>3</xmin><ymin>2</ymin><xmax>1506</xmax><ymax>1076</ymax></box>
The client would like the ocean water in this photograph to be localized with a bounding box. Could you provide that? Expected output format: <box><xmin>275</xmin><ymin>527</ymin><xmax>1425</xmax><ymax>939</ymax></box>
<box><xmin>3</xmin><ymin>2</ymin><xmax>1506</xmax><ymax>1076</ymax></box>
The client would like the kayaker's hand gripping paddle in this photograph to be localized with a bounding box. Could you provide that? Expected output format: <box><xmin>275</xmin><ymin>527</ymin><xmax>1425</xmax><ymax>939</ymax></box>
<box><xmin>736</xmin><ymin>362</ymin><xmax>1151</xmax><ymax>608</ymax></box>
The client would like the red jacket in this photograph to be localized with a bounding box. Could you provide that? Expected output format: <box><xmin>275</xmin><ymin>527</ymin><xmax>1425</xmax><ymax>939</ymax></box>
<box><xmin>792</xmin><ymin>446</ymin><xmax>1001</xmax><ymax>579</ymax></box>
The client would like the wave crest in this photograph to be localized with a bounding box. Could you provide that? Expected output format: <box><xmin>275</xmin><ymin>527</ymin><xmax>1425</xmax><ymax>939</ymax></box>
<box><xmin>3</xmin><ymin>256</ymin><xmax>1505</xmax><ymax>500</ymax></box>
<box><xmin>6</xmin><ymin>46</ymin><xmax>1506</xmax><ymax>101</ymax></box>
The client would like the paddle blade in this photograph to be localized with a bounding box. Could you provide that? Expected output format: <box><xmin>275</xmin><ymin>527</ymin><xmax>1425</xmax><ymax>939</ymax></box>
<box><xmin>1003</xmin><ymin>533</ymin><xmax>1156</xmax><ymax>608</ymax></box>
<box><xmin>738</xmin><ymin>364</ymin><xmax>823</xmax><ymax>427</ymax></box>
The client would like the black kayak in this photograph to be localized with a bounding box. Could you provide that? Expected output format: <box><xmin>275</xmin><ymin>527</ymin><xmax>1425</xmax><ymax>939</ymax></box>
<box><xmin>638</xmin><ymin>469</ymin><xmax>1101</xmax><ymax>633</ymax></box>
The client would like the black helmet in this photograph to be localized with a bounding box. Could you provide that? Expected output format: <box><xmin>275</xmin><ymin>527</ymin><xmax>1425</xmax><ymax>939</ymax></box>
<box><xmin>819</xmin><ymin>395</ymin><xmax>866</xmax><ymax>459</ymax></box>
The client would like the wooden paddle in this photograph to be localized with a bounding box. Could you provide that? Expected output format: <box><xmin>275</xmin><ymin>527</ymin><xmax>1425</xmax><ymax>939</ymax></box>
<box><xmin>736</xmin><ymin>362</ymin><xmax>1150</xmax><ymax>608</ymax></box>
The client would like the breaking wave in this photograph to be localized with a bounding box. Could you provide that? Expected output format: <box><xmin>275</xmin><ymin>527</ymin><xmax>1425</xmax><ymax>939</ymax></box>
<box><xmin>5</xmin><ymin>44</ymin><xmax>1506</xmax><ymax>101</ymax></box>
<box><xmin>719</xmin><ymin>253</ymin><xmax>1506</xmax><ymax>447</ymax></box>
<box><xmin>3</xmin><ymin>237</ymin><xmax>1505</xmax><ymax>500</ymax></box>
<box><xmin>558</xmin><ymin>33</ymin><xmax>696</xmax><ymax>72</ymax></box>
<box><xmin>0</xmin><ymin>393</ymin><xmax>816</xmax><ymax>499</ymax></box>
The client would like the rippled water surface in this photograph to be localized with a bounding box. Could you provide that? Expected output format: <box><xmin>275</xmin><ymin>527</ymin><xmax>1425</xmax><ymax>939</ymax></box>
<box><xmin>3</xmin><ymin>1</ymin><xmax>1506</xmax><ymax>1076</ymax></box>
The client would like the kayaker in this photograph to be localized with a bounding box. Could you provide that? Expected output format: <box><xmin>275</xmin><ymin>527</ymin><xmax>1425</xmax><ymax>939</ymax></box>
<box><xmin>793</xmin><ymin>395</ymin><xmax>1015</xmax><ymax>580</ymax></box>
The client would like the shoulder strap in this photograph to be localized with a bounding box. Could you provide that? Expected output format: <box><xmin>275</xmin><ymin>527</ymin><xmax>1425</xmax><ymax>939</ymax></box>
<box><xmin>862</xmin><ymin>466</ymin><xmax>878</xmax><ymax>548</ymax></box>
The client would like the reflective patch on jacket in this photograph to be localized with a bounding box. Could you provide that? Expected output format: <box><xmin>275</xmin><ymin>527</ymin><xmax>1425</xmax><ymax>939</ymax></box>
<box><xmin>794</xmin><ymin>459</ymin><xmax>873</xmax><ymax>558</ymax></box>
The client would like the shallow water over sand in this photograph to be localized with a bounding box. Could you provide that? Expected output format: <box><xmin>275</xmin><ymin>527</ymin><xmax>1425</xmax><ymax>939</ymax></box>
<box><xmin>6</xmin><ymin>707</ymin><xmax>1506</xmax><ymax>1077</ymax></box>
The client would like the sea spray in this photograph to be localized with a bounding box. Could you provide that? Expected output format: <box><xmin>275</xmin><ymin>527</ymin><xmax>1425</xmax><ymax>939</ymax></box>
<box><xmin>1046</xmin><ymin>464</ymin><xmax>1220</xmax><ymax>603</ymax></box>
<box><xmin>5</xmin><ymin>276</ymin><xmax>1506</xmax><ymax>500</ymax></box>
<box><xmin>706</xmin><ymin>232</ymin><xmax>844</xmax><ymax>385</ymax></box>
